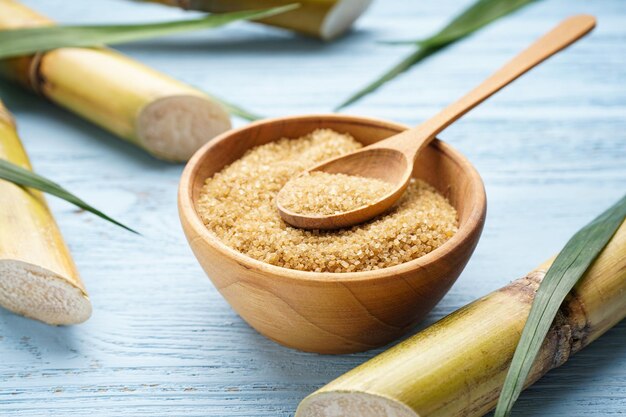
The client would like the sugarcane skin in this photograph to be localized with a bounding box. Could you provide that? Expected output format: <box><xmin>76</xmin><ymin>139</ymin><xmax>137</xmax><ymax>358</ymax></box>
<box><xmin>0</xmin><ymin>0</ymin><xmax>149</xmax><ymax>142</ymax></box>
<box><xmin>0</xmin><ymin>0</ymin><xmax>232</xmax><ymax>161</ymax></box>
<box><xmin>298</xmin><ymin>222</ymin><xmax>626</xmax><ymax>417</ymax></box>
<box><xmin>0</xmin><ymin>0</ymin><xmax>197</xmax><ymax>145</ymax></box>
<box><xmin>35</xmin><ymin>47</ymin><xmax>210</xmax><ymax>147</ymax></box>
<box><xmin>0</xmin><ymin>100</ymin><xmax>86</xmax><ymax>296</ymax></box>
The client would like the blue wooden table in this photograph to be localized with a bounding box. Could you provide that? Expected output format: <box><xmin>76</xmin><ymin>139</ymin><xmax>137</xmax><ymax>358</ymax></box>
<box><xmin>1</xmin><ymin>0</ymin><xmax>624</xmax><ymax>416</ymax></box>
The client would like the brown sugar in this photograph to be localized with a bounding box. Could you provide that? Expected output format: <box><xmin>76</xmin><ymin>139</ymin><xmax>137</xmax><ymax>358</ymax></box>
<box><xmin>196</xmin><ymin>129</ymin><xmax>458</xmax><ymax>273</ymax></box>
<box><xmin>279</xmin><ymin>171</ymin><xmax>395</xmax><ymax>216</ymax></box>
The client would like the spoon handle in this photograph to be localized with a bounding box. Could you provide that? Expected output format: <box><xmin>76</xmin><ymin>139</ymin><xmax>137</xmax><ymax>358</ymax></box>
<box><xmin>383</xmin><ymin>15</ymin><xmax>597</xmax><ymax>158</ymax></box>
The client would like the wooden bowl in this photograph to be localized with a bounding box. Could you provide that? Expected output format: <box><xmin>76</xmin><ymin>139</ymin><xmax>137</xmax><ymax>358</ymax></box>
<box><xmin>178</xmin><ymin>115</ymin><xmax>486</xmax><ymax>354</ymax></box>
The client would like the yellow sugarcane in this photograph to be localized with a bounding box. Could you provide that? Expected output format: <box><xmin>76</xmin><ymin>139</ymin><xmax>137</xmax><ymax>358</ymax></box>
<box><xmin>0</xmin><ymin>99</ymin><xmax>91</xmax><ymax>325</ymax></box>
<box><xmin>0</xmin><ymin>0</ymin><xmax>231</xmax><ymax>162</ymax></box>
<box><xmin>297</xmin><ymin>221</ymin><xmax>626</xmax><ymax>417</ymax></box>
<box><xmin>145</xmin><ymin>0</ymin><xmax>373</xmax><ymax>40</ymax></box>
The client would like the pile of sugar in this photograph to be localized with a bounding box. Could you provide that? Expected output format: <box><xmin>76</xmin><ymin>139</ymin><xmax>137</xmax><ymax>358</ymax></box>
<box><xmin>196</xmin><ymin>129</ymin><xmax>458</xmax><ymax>273</ymax></box>
<box><xmin>279</xmin><ymin>171</ymin><xmax>395</xmax><ymax>215</ymax></box>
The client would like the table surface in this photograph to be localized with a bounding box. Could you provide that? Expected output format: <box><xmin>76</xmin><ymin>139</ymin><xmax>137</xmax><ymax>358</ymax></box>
<box><xmin>1</xmin><ymin>0</ymin><xmax>624</xmax><ymax>416</ymax></box>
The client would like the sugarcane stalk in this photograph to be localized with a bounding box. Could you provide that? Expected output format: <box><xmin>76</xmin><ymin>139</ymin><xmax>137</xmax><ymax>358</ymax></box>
<box><xmin>296</xmin><ymin>221</ymin><xmax>626</xmax><ymax>417</ymax></box>
<box><xmin>0</xmin><ymin>99</ymin><xmax>91</xmax><ymax>325</ymax></box>
<box><xmin>145</xmin><ymin>0</ymin><xmax>373</xmax><ymax>40</ymax></box>
<box><xmin>0</xmin><ymin>0</ymin><xmax>232</xmax><ymax>162</ymax></box>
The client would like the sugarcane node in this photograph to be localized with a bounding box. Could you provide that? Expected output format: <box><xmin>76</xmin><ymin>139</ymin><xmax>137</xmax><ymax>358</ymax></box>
<box><xmin>497</xmin><ymin>270</ymin><xmax>543</xmax><ymax>303</ymax></box>
<box><xmin>0</xmin><ymin>0</ymin><xmax>233</xmax><ymax>162</ymax></box>
<box><xmin>295</xmin><ymin>222</ymin><xmax>626</xmax><ymax>417</ymax></box>
<box><xmin>28</xmin><ymin>52</ymin><xmax>46</xmax><ymax>95</ymax></box>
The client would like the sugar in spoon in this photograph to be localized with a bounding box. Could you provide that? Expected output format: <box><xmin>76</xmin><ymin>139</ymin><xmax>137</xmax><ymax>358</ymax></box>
<box><xmin>277</xmin><ymin>15</ymin><xmax>596</xmax><ymax>230</ymax></box>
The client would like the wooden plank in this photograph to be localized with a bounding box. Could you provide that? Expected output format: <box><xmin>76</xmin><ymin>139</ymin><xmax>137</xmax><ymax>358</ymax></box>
<box><xmin>0</xmin><ymin>0</ymin><xmax>624</xmax><ymax>415</ymax></box>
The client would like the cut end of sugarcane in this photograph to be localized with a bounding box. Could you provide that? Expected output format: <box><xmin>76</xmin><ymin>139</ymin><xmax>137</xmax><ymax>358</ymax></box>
<box><xmin>296</xmin><ymin>392</ymin><xmax>418</xmax><ymax>417</ymax></box>
<box><xmin>320</xmin><ymin>0</ymin><xmax>373</xmax><ymax>40</ymax></box>
<box><xmin>137</xmin><ymin>95</ymin><xmax>232</xmax><ymax>162</ymax></box>
<box><xmin>0</xmin><ymin>260</ymin><xmax>92</xmax><ymax>325</ymax></box>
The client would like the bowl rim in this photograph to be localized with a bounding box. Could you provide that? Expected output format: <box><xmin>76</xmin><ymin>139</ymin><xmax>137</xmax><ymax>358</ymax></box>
<box><xmin>178</xmin><ymin>114</ymin><xmax>486</xmax><ymax>283</ymax></box>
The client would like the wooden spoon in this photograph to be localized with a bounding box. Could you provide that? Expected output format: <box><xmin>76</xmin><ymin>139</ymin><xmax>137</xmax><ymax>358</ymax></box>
<box><xmin>277</xmin><ymin>15</ymin><xmax>596</xmax><ymax>230</ymax></box>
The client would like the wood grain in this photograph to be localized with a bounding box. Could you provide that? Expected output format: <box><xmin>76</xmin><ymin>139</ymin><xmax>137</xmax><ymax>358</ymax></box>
<box><xmin>0</xmin><ymin>0</ymin><xmax>624</xmax><ymax>415</ymax></box>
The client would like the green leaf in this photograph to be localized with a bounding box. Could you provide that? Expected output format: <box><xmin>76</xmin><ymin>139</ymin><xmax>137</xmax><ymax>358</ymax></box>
<box><xmin>0</xmin><ymin>159</ymin><xmax>139</xmax><ymax>234</ymax></box>
<box><xmin>494</xmin><ymin>194</ymin><xmax>626</xmax><ymax>417</ymax></box>
<box><xmin>336</xmin><ymin>46</ymin><xmax>442</xmax><ymax>110</ymax></box>
<box><xmin>419</xmin><ymin>0</ymin><xmax>538</xmax><ymax>49</ymax></box>
<box><xmin>0</xmin><ymin>5</ymin><xmax>298</xmax><ymax>60</ymax></box>
<box><xmin>335</xmin><ymin>0</ymin><xmax>537</xmax><ymax>110</ymax></box>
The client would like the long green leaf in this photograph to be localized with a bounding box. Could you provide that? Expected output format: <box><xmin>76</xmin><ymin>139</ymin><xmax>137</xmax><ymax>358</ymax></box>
<box><xmin>0</xmin><ymin>5</ymin><xmax>298</xmax><ymax>60</ymax></box>
<box><xmin>335</xmin><ymin>0</ymin><xmax>537</xmax><ymax>110</ymax></box>
<box><xmin>495</xmin><ymin>194</ymin><xmax>626</xmax><ymax>417</ymax></box>
<box><xmin>0</xmin><ymin>159</ymin><xmax>138</xmax><ymax>234</ymax></box>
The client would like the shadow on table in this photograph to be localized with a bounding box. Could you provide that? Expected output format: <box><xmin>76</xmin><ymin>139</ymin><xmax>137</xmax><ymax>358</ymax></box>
<box><xmin>231</xmin><ymin>314</ymin><xmax>393</xmax><ymax>401</ymax></box>
<box><xmin>234</xmin><ymin>307</ymin><xmax>625</xmax><ymax>415</ymax></box>
<box><xmin>0</xmin><ymin>311</ymin><xmax>83</xmax><ymax>360</ymax></box>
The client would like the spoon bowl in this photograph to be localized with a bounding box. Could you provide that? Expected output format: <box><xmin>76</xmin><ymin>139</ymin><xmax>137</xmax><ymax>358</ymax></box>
<box><xmin>277</xmin><ymin>148</ymin><xmax>412</xmax><ymax>229</ymax></box>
